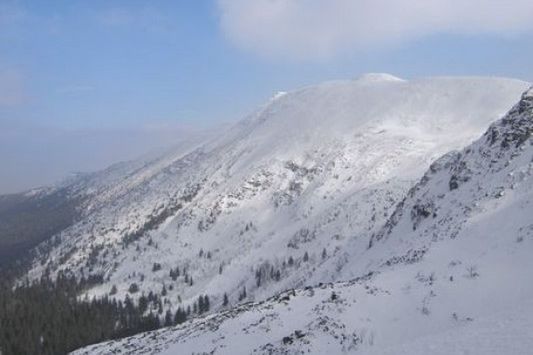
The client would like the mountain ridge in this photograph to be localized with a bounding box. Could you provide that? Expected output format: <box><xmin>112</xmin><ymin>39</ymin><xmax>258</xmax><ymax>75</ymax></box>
<box><xmin>25</xmin><ymin>75</ymin><xmax>528</xmax><ymax>294</ymax></box>
<box><xmin>8</xmin><ymin>76</ymin><xmax>528</xmax><ymax>341</ymax></box>
<box><xmin>73</xmin><ymin>84</ymin><xmax>533</xmax><ymax>355</ymax></box>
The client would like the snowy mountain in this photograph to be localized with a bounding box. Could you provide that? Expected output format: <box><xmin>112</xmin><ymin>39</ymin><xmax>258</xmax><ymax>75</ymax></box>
<box><xmin>72</xmin><ymin>86</ymin><xmax>533</xmax><ymax>355</ymax></box>
<box><xmin>12</xmin><ymin>74</ymin><xmax>528</xmax><ymax>334</ymax></box>
<box><xmin>0</xmin><ymin>132</ymin><xmax>213</xmax><ymax>268</ymax></box>
<box><xmin>23</xmin><ymin>75</ymin><xmax>528</xmax><ymax>325</ymax></box>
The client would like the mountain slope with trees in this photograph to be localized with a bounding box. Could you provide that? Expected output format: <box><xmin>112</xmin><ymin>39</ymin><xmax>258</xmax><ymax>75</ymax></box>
<box><xmin>73</xmin><ymin>87</ymin><xmax>533</xmax><ymax>355</ymax></box>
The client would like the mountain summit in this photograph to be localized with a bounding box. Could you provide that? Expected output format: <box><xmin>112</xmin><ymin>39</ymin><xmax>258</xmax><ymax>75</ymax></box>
<box><xmin>355</xmin><ymin>73</ymin><xmax>405</xmax><ymax>83</ymax></box>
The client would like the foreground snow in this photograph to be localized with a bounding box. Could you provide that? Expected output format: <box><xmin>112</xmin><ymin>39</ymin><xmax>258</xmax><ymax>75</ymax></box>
<box><xmin>75</xmin><ymin>288</ymin><xmax>533</xmax><ymax>355</ymax></box>
<box><xmin>372</xmin><ymin>301</ymin><xmax>533</xmax><ymax>355</ymax></box>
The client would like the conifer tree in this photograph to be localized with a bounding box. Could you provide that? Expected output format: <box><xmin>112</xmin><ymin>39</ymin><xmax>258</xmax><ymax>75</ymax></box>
<box><xmin>223</xmin><ymin>293</ymin><xmax>229</xmax><ymax>307</ymax></box>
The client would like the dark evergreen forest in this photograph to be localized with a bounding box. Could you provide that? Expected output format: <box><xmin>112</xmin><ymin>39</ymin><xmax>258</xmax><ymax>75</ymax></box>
<box><xmin>0</xmin><ymin>269</ymin><xmax>197</xmax><ymax>355</ymax></box>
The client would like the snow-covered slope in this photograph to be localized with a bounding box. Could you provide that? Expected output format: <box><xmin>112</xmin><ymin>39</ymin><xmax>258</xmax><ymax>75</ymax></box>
<box><xmin>73</xmin><ymin>87</ymin><xmax>533</xmax><ymax>355</ymax></box>
<box><xmin>0</xmin><ymin>132</ymin><xmax>213</xmax><ymax>267</ymax></box>
<box><xmin>27</xmin><ymin>75</ymin><xmax>528</xmax><ymax>319</ymax></box>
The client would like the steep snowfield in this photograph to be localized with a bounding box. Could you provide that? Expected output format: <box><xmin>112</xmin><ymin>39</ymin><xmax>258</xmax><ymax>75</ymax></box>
<box><xmin>27</xmin><ymin>75</ymin><xmax>528</xmax><ymax>321</ymax></box>
<box><xmin>73</xmin><ymin>87</ymin><xmax>533</xmax><ymax>355</ymax></box>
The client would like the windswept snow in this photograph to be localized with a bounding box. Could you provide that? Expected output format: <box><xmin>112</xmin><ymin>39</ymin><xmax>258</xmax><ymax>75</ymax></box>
<box><xmin>355</xmin><ymin>73</ymin><xmax>406</xmax><ymax>83</ymax></box>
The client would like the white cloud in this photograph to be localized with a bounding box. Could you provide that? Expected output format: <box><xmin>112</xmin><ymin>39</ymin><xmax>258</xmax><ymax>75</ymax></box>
<box><xmin>217</xmin><ymin>0</ymin><xmax>533</xmax><ymax>60</ymax></box>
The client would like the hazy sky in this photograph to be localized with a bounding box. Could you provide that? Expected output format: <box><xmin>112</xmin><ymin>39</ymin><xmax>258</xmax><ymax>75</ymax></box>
<box><xmin>1</xmin><ymin>0</ymin><xmax>533</xmax><ymax>193</ymax></box>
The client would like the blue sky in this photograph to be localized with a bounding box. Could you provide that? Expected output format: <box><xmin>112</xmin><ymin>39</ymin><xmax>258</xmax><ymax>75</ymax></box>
<box><xmin>1</xmin><ymin>0</ymin><xmax>533</xmax><ymax>192</ymax></box>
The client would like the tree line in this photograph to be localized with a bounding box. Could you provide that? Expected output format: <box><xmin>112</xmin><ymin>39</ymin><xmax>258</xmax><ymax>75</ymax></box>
<box><xmin>0</xmin><ymin>272</ymin><xmax>198</xmax><ymax>355</ymax></box>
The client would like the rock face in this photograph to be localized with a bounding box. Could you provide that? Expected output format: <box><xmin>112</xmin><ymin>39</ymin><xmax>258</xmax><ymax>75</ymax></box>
<box><xmin>19</xmin><ymin>76</ymin><xmax>529</xmax><ymax>326</ymax></box>
<box><xmin>73</xmin><ymin>87</ymin><xmax>533</xmax><ymax>355</ymax></box>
